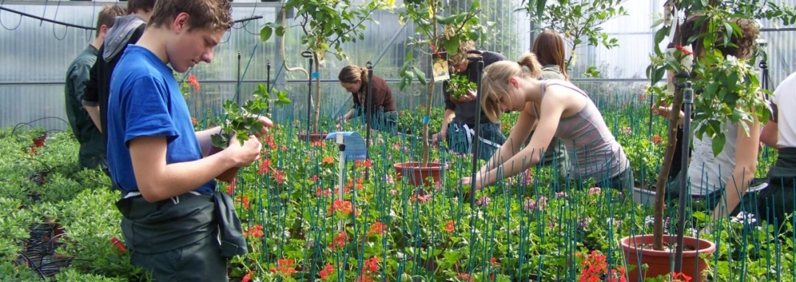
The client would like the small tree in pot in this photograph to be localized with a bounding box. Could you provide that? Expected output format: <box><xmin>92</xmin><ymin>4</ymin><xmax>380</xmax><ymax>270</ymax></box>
<box><xmin>620</xmin><ymin>1</ymin><xmax>795</xmax><ymax>281</ymax></box>
<box><xmin>394</xmin><ymin>0</ymin><xmax>488</xmax><ymax>186</ymax></box>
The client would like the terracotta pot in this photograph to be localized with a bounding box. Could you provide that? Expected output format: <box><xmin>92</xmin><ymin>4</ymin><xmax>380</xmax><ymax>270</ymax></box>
<box><xmin>393</xmin><ymin>162</ymin><xmax>444</xmax><ymax>187</ymax></box>
<box><xmin>208</xmin><ymin>146</ymin><xmax>241</xmax><ymax>182</ymax></box>
<box><xmin>297</xmin><ymin>132</ymin><xmax>328</xmax><ymax>142</ymax></box>
<box><xmin>32</xmin><ymin>134</ymin><xmax>46</xmax><ymax>148</ymax></box>
<box><xmin>620</xmin><ymin>234</ymin><xmax>716</xmax><ymax>282</ymax></box>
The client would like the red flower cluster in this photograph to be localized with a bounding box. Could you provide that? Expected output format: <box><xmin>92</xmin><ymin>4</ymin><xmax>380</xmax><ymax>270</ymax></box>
<box><xmin>258</xmin><ymin>159</ymin><xmax>271</xmax><ymax>175</ymax></box>
<box><xmin>244</xmin><ymin>225</ymin><xmax>264</xmax><ymax>238</ymax></box>
<box><xmin>270</xmin><ymin>258</ymin><xmax>297</xmax><ymax>276</ymax></box>
<box><xmin>187</xmin><ymin>74</ymin><xmax>200</xmax><ymax>92</ymax></box>
<box><xmin>328</xmin><ymin>200</ymin><xmax>354</xmax><ymax>215</ymax></box>
<box><xmin>444</xmin><ymin>220</ymin><xmax>455</xmax><ymax>232</ymax></box>
<box><xmin>355</xmin><ymin>159</ymin><xmax>372</xmax><ymax>169</ymax></box>
<box><xmin>329</xmin><ymin>231</ymin><xmax>348</xmax><ymax>250</ymax></box>
<box><xmin>367</xmin><ymin>222</ymin><xmax>387</xmax><ymax>236</ymax></box>
<box><xmin>674</xmin><ymin>44</ymin><xmax>693</xmax><ymax>55</ymax></box>
<box><xmin>578</xmin><ymin>251</ymin><xmax>626</xmax><ymax>282</ymax></box>
<box><xmin>242</xmin><ymin>270</ymin><xmax>255</xmax><ymax>282</ymax></box>
<box><xmin>671</xmin><ymin>272</ymin><xmax>692</xmax><ymax>282</ymax></box>
<box><xmin>579</xmin><ymin>251</ymin><xmax>607</xmax><ymax>282</ymax></box>
<box><xmin>319</xmin><ymin>263</ymin><xmax>335</xmax><ymax>280</ymax></box>
<box><xmin>235</xmin><ymin>195</ymin><xmax>250</xmax><ymax>210</ymax></box>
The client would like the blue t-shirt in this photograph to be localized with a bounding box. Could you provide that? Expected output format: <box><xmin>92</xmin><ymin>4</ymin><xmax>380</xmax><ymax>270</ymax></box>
<box><xmin>107</xmin><ymin>45</ymin><xmax>215</xmax><ymax>195</ymax></box>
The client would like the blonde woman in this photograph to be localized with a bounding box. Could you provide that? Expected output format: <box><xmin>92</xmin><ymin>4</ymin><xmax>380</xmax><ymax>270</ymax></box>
<box><xmin>461</xmin><ymin>53</ymin><xmax>633</xmax><ymax>191</ymax></box>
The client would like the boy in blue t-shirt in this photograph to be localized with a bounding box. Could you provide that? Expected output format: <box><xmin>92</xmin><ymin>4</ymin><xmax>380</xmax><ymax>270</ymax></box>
<box><xmin>107</xmin><ymin>0</ymin><xmax>270</xmax><ymax>279</ymax></box>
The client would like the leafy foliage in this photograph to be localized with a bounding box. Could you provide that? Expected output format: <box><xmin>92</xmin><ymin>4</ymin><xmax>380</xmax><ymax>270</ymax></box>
<box><xmin>520</xmin><ymin>0</ymin><xmax>627</xmax><ymax>74</ymax></box>
<box><xmin>211</xmin><ymin>87</ymin><xmax>291</xmax><ymax>149</ymax></box>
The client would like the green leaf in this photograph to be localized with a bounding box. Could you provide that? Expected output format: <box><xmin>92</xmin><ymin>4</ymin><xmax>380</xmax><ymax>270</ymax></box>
<box><xmin>445</xmin><ymin>40</ymin><xmax>459</xmax><ymax>57</ymax></box>
<box><xmin>260</xmin><ymin>26</ymin><xmax>273</xmax><ymax>42</ymax></box>
<box><xmin>413</xmin><ymin>67</ymin><xmax>427</xmax><ymax>85</ymax></box>
<box><xmin>712</xmin><ymin>132</ymin><xmax>726</xmax><ymax>157</ymax></box>
<box><xmin>654</xmin><ymin>25</ymin><xmax>669</xmax><ymax>45</ymax></box>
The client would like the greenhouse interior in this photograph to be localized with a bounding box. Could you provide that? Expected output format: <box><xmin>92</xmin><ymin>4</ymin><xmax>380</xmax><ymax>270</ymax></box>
<box><xmin>2</xmin><ymin>0</ymin><xmax>796</xmax><ymax>281</ymax></box>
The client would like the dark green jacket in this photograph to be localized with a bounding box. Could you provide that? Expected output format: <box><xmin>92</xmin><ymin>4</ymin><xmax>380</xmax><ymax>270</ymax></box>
<box><xmin>65</xmin><ymin>45</ymin><xmax>105</xmax><ymax>169</ymax></box>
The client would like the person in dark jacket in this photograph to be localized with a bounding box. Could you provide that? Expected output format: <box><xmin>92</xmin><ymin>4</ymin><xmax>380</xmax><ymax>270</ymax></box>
<box><xmin>64</xmin><ymin>5</ymin><xmax>126</xmax><ymax>170</ymax></box>
<box><xmin>82</xmin><ymin>0</ymin><xmax>156</xmax><ymax>146</ymax></box>
<box><xmin>338</xmin><ymin>65</ymin><xmax>398</xmax><ymax>134</ymax></box>
<box><xmin>433</xmin><ymin>40</ymin><xmax>507</xmax><ymax>160</ymax></box>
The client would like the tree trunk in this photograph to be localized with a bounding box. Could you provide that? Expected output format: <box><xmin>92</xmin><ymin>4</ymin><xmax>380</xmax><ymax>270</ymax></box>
<box><xmin>422</xmin><ymin>1</ymin><xmax>439</xmax><ymax>167</ymax></box>
<box><xmin>652</xmin><ymin>86</ymin><xmax>683</xmax><ymax>251</ymax></box>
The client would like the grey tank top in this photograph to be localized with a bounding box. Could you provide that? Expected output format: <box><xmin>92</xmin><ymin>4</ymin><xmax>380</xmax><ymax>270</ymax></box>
<box><xmin>534</xmin><ymin>80</ymin><xmax>630</xmax><ymax>181</ymax></box>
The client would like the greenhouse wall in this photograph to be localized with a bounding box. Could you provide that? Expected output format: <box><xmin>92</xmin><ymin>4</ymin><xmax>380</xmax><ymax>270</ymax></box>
<box><xmin>1</xmin><ymin>0</ymin><xmax>795</xmax><ymax>131</ymax></box>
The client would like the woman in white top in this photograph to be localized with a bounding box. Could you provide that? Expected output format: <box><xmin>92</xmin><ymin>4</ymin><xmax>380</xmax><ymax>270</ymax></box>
<box><xmin>657</xmin><ymin>16</ymin><xmax>762</xmax><ymax>224</ymax></box>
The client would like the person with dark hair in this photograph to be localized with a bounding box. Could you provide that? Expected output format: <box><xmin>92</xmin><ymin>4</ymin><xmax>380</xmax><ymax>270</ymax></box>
<box><xmin>338</xmin><ymin>65</ymin><xmax>397</xmax><ymax>133</ymax></box>
<box><xmin>530</xmin><ymin>29</ymin><xmax>569</xmax><ymax>177</ymax></box>
<box><xmin>64</xmin><ymin>5</ymin><xmax>126</xmax><ymax>170</ymax></box>
<box><xmin>82</xmin><ymin>0</ymin><xmax>156</xmax><ymax>145</ymax></box>
<box><xmin>433</xmin><ymin>40</ymin><xmax>508</xmax><ymax>160</ymax></box>
<box><xmin>107</xmin><ymin>0</ymin><xmax>262</xmax><ymax>280</ymax></box>
<box><xmin>461</xmin><ymin>52</ymin><xmax>633</xmax><ymax>192</ymax></box>
<box><xmin>655</xmin><ymin>16</ymin><xmax>763</xmax><ymax>226</ymax></box>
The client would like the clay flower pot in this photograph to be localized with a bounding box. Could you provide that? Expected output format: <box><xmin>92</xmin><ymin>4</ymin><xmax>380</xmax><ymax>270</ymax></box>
<box><xmin>393</xmin><ymin>162</ymin><xmax>444</xmax><ymax>187</ymax></box>
<box><xmin>620</xmin><ymin>234</ymin><xmax>716</xmax><ymax>282</ymax></box>
<box><xmin>208</xmin><ymin>146</ymin><xmax>241</xmax><ymax>182</ymax></box>
<box><xmin>297</xmin><ymin>132</ymin><xmax>328</xmax><ymax>142</ymax></box>
<box><xmin>32</xmin><ymin>134</ymin><xmax>46</xmax><ymax>148</ymax></box>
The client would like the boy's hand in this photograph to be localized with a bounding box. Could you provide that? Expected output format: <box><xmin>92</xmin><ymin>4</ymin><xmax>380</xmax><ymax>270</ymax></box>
<box><xmin>226</xmin><ymin>134</ymin><xmax>262</xmax><ymax>167</ymax></box>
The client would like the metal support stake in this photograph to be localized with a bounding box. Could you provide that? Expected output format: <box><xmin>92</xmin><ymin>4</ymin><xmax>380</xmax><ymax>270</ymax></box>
<box><xmin>466</xmin><ymin>50</ymin><xmax>485</xmax><ymax>275</ymax></box>
<box><xmin>301</xmin><ymin>51</ymin><xmax>314</xmax><ymax>140</ymax></box>
<box><xmin>266</xmin><ymin>61</ymin><xmax>271</xmax><ymax>114</ymax></box>
<box><xmin>467</xmin><ymin>50</ymin><xmax>485</xmax><ymax>210</ymax></box>
<box><xmin>336</xmin><ymin>134</ymin><xmax>346</xmax><ymax>231</ymax></box>
<box><xmin>673</xmin><ymin>78</ymin><xmax>693</xmax><ymax>273</ymax></box>
<box><xmin>365</xmin><ymin>62</ymin><xmax>374</xmax><ymax>179</ymax></box>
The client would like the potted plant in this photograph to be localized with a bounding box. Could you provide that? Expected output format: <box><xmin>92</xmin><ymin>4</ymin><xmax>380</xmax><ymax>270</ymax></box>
<box><xmin>260</xmin><ymin>0</ymin><xmax>393</xmax><ymax>141</ymax></box>
<box><xmin>617</xmin><ymin>1</ymin><xmax>791</xmax><ymax>281</ymax></box>
<box><xmin>209</xmin><ymin>84</ymin><xmax>291</xmax><ymax>182</ymax></box>
<box><xmin>447</xmin><ymin>74</ymin><xmax>477</xmax><ymax>100</ymax></box>
<box><xmin>393</xmin><ymin>0</ymin><xmax>487</xmax><ymax>186</ymax></box>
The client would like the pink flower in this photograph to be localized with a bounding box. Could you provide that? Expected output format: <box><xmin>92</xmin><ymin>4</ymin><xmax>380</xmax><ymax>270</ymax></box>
<box><xmin>588</xmin><ymin>187</ymin><xmax>601</xmax><ymax>196</ymax></box>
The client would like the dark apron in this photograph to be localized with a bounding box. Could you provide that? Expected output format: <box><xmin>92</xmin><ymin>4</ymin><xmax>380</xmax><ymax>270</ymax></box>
<box><xmin>115</xmin><ymin>191</ymin><xmax>246</xmax><ymax>257</ymax></box>
<box><xmin>758</xmin><ymin>148</ymin><xmax>796</xmax><ymax>228</ymax></box>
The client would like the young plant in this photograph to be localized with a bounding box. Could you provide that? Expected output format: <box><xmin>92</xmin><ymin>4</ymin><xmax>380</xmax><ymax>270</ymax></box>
<box><xmin>211</xmin><ymin>85</ymin><xmax>291</xmax><ymax>149</ymax></box>
<box><xmin>448</xmin><ymin>74</ymin><xmax>477</xmax><ymax>100</ymax></box>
